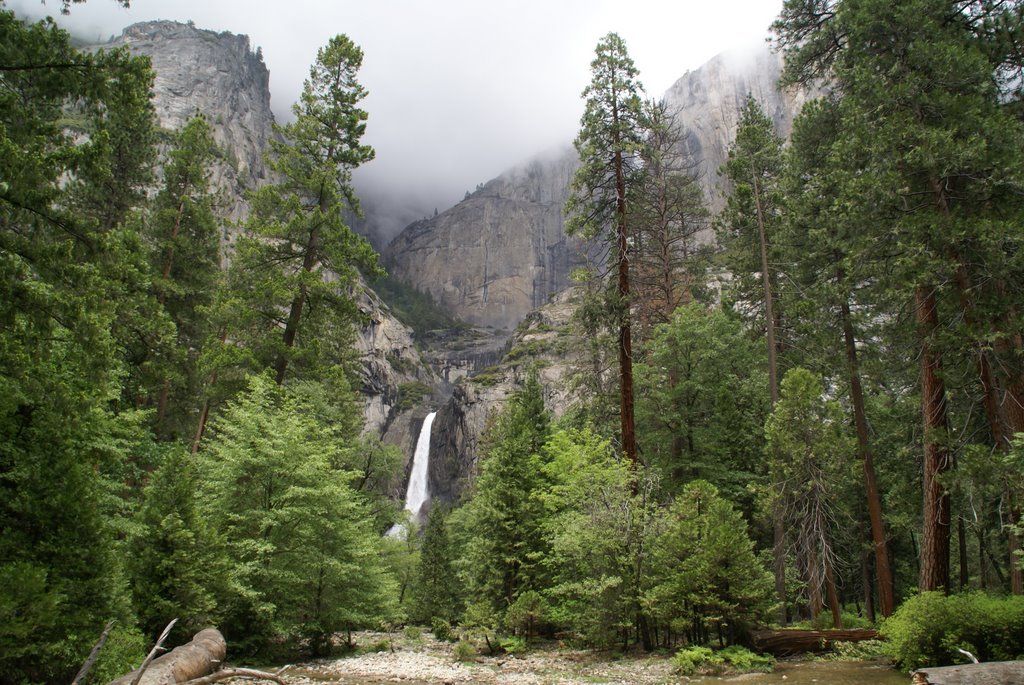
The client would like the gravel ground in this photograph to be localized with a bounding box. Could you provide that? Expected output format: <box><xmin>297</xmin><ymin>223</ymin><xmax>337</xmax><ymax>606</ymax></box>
<box><xmin>227</xmin><ymin>632</ymin><xmax>684</xmax><ymax>685</ymax></box>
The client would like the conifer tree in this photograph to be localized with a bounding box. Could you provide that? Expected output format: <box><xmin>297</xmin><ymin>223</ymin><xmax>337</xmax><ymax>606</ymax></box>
<box><xmin>566</xmin><ymin>32</ymin><xmax>645</xmax><ymax>469</ymax></box>
<box><xmin>458</xmin><ymin>374</ymin><xmax>551</xmax><ymax>620</ymax></box>
<box><xmin>143</xmin><ymin>114</ymin><xmax>221</xmax><ymax>440</ymax></box>
<box><xmin>233</xmin><ymin>34</ymin><xmax>381</xmax><ymax>386</ymax></box>
<box><xmin>774</xmin><ymin>0</ymin><xmax>1024</xmax><ymax>593</ymax></box>
<box><xmin>411</xmin><ymin>506</ymin><xmax>460</xmax><ymax>625</ymax></box>
<box><xmin>719</xmin><ymin>94</ymin><xmax>788</xmax><ymax>621</ymax></box>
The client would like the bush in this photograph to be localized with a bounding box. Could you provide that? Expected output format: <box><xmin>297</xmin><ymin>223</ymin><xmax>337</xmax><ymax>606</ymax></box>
<box><xmin>452</xmin><ymin>639</ymin><xmax>477</xmax><ymax>661</ymax></box>
<box><xmin>671</xmin><ymin>645</ymin><xmax>774</xmax><ymax>676</ymax></box>
<box><xmin>881</xmin><ymin>592</ymin><xmax>1024</xmax><ymax>670</ymax></box>
<box><xmin>431</xmin><ymin>617</ymin><xmax>455</xmax><ymax>643</ymax></box>
<box><xmin>672</xmin><ymin>646</ymin><xmax>719</xmax><ymax>675</ymax></box>
<box><xmin>499</xmin><ymin>635</ymin><xmax>528</xmax><ymax>655</ymax></box>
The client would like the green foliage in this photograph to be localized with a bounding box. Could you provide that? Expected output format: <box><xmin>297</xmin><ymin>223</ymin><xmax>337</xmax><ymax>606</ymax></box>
<box><xmin>880</xmin><ymin>592</ymin><xmax>1024</xmax><ymax>670</ymax></box>
<box><xmin>0</xmin><ymin>11</ymin><xmax>160</xmax><ymax>681</ymax></box>
<box><xmin>431</xmin><ymin>617</ymin><xmax>455</xmax><ymax>643</ymax></box>
<box><xmin>86</xmin><ymin>624</ymin><xmax>147</xmax><ymax>685</ymax></box>
<box><xmin>126</xmin><ymin>446</ymin><xmax>226</xmax><ymax>641</ymax></box>
<box><xmin>672</xmin><ymin>644</ymin><xmax>774</xmax><ymax>676</ymax></box>
<box><xmin>647</xmin><ymin>480</ymin><xmax>775</xmax><ymax>645</ymax></box>
<box><xmin>198</xmin><ymin>374</ymin><xmax>397</xmax><ymax>656</ymax></box>
<box><xmin>636</xmin><ymin>303</ymin><xmax>769</xmax><ymax>504</ymax></box>
<box><xmin>456</xmin><ymin>374</ymin><xmax>551</xmax><ymax>617</ymax></box>
<box><xmin>498</xmin><ymin>635</ymin><xmax>528</xmax><ymax>655</ymax></box>
<box><xmin>452</xmin><ymin>638</ymin><xmax>478</xmax><ymax>661</ymax></box>
<box><xmin>140</xmin><ymin>114</ymin><xmax>221</xmax><ymax>441</ymax></box>
<box><xmin>540</xmin><ymin>428</ymin><xmax>660</xmax><ymax>648</ymax></box>
<box><xmin>672</xmin><ymin>645</ymin><xmax>717</xmax><ymax>675</ymax></box>
<box><xmin>231</xmin><ymin>33</ymin><xmax>382</xmax><ymax>384</ymax></box>
<box><xmin>410</xmin><ymin>507</ymin><xmax>460</xmax><ymax>625</ymax></box>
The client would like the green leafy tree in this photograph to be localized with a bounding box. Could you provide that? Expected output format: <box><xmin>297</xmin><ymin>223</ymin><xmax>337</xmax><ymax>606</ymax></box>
<box><xmin>0</xmin><ymin>12</ymin><xmax>159</xmax><ymax>681</ymax></box>
<box><xmin>636</xmin><ymin>303</ymin><xmax>769</xmax><ymax>505</ymax></box>
<box><xmin>717</xmin><ymin>94</ymin><xmax>789</xmax><ymax>618</ymax></box>
<box><xmin>646</xmin><ymin>480</ymin><xmax>774</xmax><ymax>645</ymax></box>
<box><xmin>456</xmin><ymin>374</ymin><xmax>552</xmax><ymax>621</ymax></box>
<box><xmin>232</xmin><ymin>34</ymin><xmax>381</xmax><ymax>386</ymax></box>
<box><xmin>127</xmin><ymin>446</ymin><xmax>227</xmax><ymax>641</ymax></box>
<box><xmin>410</xmin><ymin>506</ymin><xmax>460</xmax><ymax>624</ymax></box>
<box><xmin>774</xmin><ymin>0</ymin><xmax>1024</xmax><ymax>593</ymax></box>
<box><xmin>539</xmin><ymin>428</ymin><xmax>661</xmax><ymax>649</ymax></box>
<box><xmin>565</xmin><ymin>32</ymin><xmax>645</xmax><ymax>468</ymax></box>
<box><xmin>198</xmin><ymin>374</ymin><xmax>397</xmax><ymax>656</ymax></box>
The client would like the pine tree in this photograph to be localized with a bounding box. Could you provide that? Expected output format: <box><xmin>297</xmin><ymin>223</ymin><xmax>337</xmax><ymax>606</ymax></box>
<box><xmin>457</xmin><ymin>374</ymin><xmax>551</xmax><ymax>620</ymax></box>
<box><xmin>765</xmin><ymin>368</ymin><xmax>855</xmax><ymax>628</ymax></box>
<box><xmin>630</xmin><ymin>99</ymin><xmax>710</xmax><ymax>342</ymax></box>
<box><xmin>565</xmin><ymin>32</ymin><xmax>645</xmax><ymax>469</ymax></box>
<box><xmin>718</xmin><ymin>94</ymin><xmax>789</xmax><ymax>621</ymax></box>
<box><xmin>143</xmin><ymin>114</ymin><xmax>221</xmax><ymax>441</ymax></box>
<box><xmin>0</xmin><ymin>12</ymin><xmax>160</xmax><ymax>680</ymax></box>
<box><xmin>233</xmin><ymin>34</ymin><xmax>382</xmax><ymax>386</ymax></box>
<box><xmin>411</xmin><ymin>506</ymin><xmax>460</xmax><ymax>624</ymax></box>
<box><xmin>774</xmin><ymin>0</ymin><xmax>1024</xmax><ymax>593</ymax></box>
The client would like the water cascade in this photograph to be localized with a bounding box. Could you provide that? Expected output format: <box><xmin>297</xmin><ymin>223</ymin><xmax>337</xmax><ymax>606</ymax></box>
<box><xmin>387</xmin><ymin>411</ymin><xmax>436</xmax><ymax>537</ymax></box>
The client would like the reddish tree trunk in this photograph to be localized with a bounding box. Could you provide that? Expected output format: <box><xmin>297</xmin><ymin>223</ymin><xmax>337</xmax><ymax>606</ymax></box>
<box><xmin>840</xmin><ymin>295</ymin><xmax>895</xmax><ymax>616</ymax></box>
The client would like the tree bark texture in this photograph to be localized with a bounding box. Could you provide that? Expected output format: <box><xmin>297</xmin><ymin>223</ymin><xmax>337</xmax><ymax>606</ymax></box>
<box><xmin>840</xmin><ymin>295</ymin><xmax>895</xmax><ymax>616</ymax></box>
<box><xmin>108</xmin><ymin>628</ymin><xmax>226</xmax><ymax>685</ymax></box>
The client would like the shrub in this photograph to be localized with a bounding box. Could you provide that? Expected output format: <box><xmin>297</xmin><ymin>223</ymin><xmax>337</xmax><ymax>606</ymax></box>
<box><xmin>403</xmin><ymin>625</ymin><xmax>423</xmax><ymax>641</ymax></box>
<box><xmin>499</xmin><ymin>635</ymin><xmax>528</xmax><ymax>655</ymax></box>
<box><xmin>452</xmin><ymin>639</ymin><xmax>477</xmax><ymax>661</ymax></box>
<box><xmin>880</xmin><ymin>592</ymin><xmax>1024</xmax><ymax>670</ymax></box>
<box><xmin>718</xmin><ymin>645</ymin><xmax>775</xmax><ymax>672</ymax></box>
<box><xmin>431</xmin><ymin>617</ymin><xmax>454</xmax><ymax>643</ymax></box>
<box><xmin>672</xmin><ymin>645</ymin><xmax>773</xmax><ymax>676</ymax></box>
<box><xmin>672</xmin><ymin>646</ymin><xmax>720</xmax><ymax>675</ymax></box>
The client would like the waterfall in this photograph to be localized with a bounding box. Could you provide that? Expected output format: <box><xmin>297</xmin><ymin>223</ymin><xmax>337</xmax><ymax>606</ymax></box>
<box><xmin>387</xmin><ymin>411</ymin><xmax>436</xmax><ymax>538</ymax></box>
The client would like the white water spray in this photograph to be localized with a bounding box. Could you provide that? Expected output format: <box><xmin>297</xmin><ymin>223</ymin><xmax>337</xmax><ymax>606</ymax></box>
<box><xmin>387</xmin><ymin>411</ymin><xmax>436</xmax><ymax>538</ymax></box>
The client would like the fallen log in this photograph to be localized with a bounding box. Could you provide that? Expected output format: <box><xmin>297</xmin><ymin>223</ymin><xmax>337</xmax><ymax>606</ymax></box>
<box><xmin>108</xmin><ymin>628</ymin><xmax>226</xmax><ymax>685</ymax></box>
<box><xmin>911</xmin><ymin>661</ymin><xmax>1024</xmax><ymax>684</ymax></box>
<box><xmin>750</xmin><ymin>628</ymin><xmax>880</xmax><ymax>656</ymax></box>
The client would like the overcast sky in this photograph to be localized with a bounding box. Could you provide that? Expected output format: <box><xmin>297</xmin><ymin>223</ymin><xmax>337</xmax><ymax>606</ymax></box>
<box><xmin>10</xmin><ymin>0</ymin><xmax>783</xmax><ymax>223</ymax></box>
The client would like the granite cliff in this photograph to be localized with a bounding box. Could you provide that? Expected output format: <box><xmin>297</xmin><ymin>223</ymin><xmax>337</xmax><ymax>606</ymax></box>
<box><xmin>385</xmin><ymin>45</ymin><xmax>807</xmax><ymax>336</ymax></box>
<box><xmin>102</xmin><ymin>21</ymin><xmax>438</xmax><ymax>447</ymax></box>
<box><xmin>104</xmin><ymin>20</ymin><xmax>276</xmax><ymax>222</ymax></box>
<box><xmin>386</xmin><ymin>148</ymin><xmax>584</xmax><ymax>332</ymax></box>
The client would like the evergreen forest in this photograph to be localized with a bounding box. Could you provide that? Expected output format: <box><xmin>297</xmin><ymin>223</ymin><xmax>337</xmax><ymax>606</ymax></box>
<box><xmin>3</xmin><ymin>1</ymin><xmax>1024</xmax><ymax>682</ymax></box>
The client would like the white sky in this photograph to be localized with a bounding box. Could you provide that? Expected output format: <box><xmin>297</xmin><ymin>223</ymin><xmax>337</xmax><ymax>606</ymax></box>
<box><xmin>9</xmin><ymin>0</ymin><xmax>783</xmax><ymax>221</ymax></box>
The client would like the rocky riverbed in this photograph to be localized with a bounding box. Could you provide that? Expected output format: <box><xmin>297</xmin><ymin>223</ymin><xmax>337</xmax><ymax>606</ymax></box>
<box><xmin>230</xmin><ymin>632</ymin><xmax>681</xmax><ymax>685</ymax></box>
<box><xmin>225</xmin><ymin>632</ymin><xmax>908</xmax><ymax>685</ymax></box>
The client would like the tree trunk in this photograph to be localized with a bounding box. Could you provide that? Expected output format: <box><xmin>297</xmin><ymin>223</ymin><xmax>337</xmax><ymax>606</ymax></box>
<box><xmin>613</xmin><ymin>142</ymin><xmax>638</xmax><ymax>471</ymax></box>
<box><xmin>108</xmin><ymin>629</ymin><xmax>226</xmax><ymax>685</ymax></box>
<box><xmin>840</xmin><ymin>294</ymin><xmax>895</xmax><ymax>616</ymax></box>
<box><xmin>917</xmin><ymin>285</ymin><xmax>952</xmax><ymax>593</ymax></box>
<box><xmin>273</xmin><ymin>222</ymin><xmax>321</xmax><ymax>386</ymax></box>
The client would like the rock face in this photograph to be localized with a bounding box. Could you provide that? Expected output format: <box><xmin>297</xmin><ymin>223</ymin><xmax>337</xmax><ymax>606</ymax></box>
<box><xmin>103</xmin><ymin>21</ymin><xmax>440</xmax><ymax>440</ymax></box>
<box><xmin>384</xmin><ymin>45</ymin><xmax>808</xmax><ymax>334</ymax></box>
<box><xmin>428</xmin><ymin>289</ymin><xmax>580</xmax><ymax>505</ymax></box>
<box><xmin>103</xmin><ymin>20</ymin><xmax>277</xmax><ymax>221</ymax></box>
<box><xmin>385</xmin><ymin>148</ymin><xmax>584</xmax><ymax>331</ymax></box>
<box><xmin>663</xmin><ymin>47</ymin><xmax>812</xmax><ymax>212</ymax></box>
